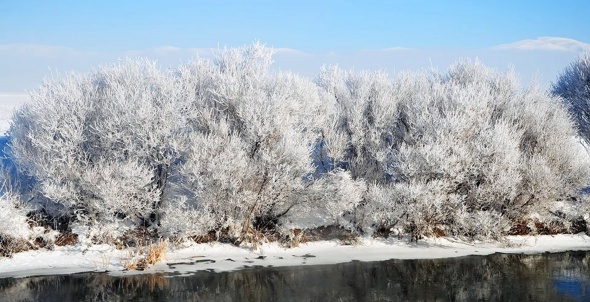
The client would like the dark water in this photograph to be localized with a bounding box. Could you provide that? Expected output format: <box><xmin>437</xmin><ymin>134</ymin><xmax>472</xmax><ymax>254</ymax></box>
<box><xmin>1</xmin><ymin>251</ymin><xmax>590</xmax><ymax>302</ymax></box>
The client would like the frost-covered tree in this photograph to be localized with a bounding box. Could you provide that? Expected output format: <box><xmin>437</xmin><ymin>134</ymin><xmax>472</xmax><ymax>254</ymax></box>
<box><xmin>9</xmin><ymin>43</ymin><xmax>362</xmax><ymax>242</ymax></box>
<box><xmin>0</xmin><ymin>160</ymin><xmax>33</xmax><ymax>255</ymax></box>
<box><xmin>0</xmin><ymin>193</ymin><xmax>31</xmax><ymax>241</ymax></box>
<box><xmin>160</xmin><ymin>44</ymin><xmax>362</xmax><ymax>240</ymax></box>
<box><xmin>552</xmin><ymin>53</ymin><xmax>590</xmax><ymax>142</ymax></box>
<box><xmin>8</xmin><ymin>43</ymin><xmax>589</xmax><ymax>245</ymax></box>
<box><xmin>316</xmin><ymin>66</ymin><xmax>403</xmax><ymax>182</ymax></box>
<box><xmin>321</xmin><ymin>60</ymin><xmax>590</xmax><ymax>239</ymax></box>
<box><xmin>9</xmin><ymin>59</ymin><xmax>186</xmax><ymax>230</ymax></box>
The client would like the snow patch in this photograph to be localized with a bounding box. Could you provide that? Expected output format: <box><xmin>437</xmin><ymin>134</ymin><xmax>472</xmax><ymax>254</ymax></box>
<box><xmin>1</xmin><ymin>235</ymin><xmax>589</xmax><ymax>279</ymax></box>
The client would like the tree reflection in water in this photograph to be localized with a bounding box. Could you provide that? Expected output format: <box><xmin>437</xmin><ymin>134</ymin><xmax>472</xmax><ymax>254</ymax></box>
<box><xmin>1</xmin><ymin>251</ymin><xmax>589</xmax><ymax>301</ymax></box>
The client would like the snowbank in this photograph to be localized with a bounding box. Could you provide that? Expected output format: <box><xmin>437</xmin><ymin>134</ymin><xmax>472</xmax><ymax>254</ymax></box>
<box><xmin>1</xmin><ymin>234</ymin><xmax>589</xmax><ymax>279</ymax></box>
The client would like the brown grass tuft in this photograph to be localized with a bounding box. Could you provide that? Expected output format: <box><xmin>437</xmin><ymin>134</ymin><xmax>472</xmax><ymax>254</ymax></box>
<box><xmin>281</xmin><ymin>229</ymin><xmax>307</xmax><ymax>248</ymax></box>
<box><xmin>55</xmin><ymin>232</ymin><xmax>79</xmax><ymax>246</ymax></box>
<box><xmin>146</xmin><ymin>240</ymin><xmax>167</xmax><ymax>265</ymax></box>
<box><xmin>121</xmin><ymin>239</ymin><xmax>167</xmax><ymax>271</ymax></box>
<box><xmin>191</xmin><ymin>233</ymin><xmax>215</xmax><ymax>244</ymax></box>
<box><xmin>339</xmin><ymin>232</ymin><xmax>360</xmax><ymax>245</ymax></box>
<box><xmin>0</xmin><ymin>236</ymin><xmax>31</xmax><ymax>257</ymax></box>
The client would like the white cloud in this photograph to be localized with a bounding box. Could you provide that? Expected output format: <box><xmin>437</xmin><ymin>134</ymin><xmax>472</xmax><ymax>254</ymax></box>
<box><xmin>0</xmin><ymin>41</ymin><xmax>583</xmax><ymax>92</ymax></box>
<box><xmin>273</xmin><ymin>47</ymin><xmax>310</xmax><ymax>56</ymax></box>
<box><xmin>492</xmin><ymin>37</ymin><xmax>590</xmax><ymax>52</ymax></box>
<box><xmin>153</xmin><ymin>45</ymin><xmax>182</xmax><ymax>55</ymax></box>
<box><xmin>124</xmin><ymin>46</ymin><xmax>214</xmax><ymax>58</ymax></box>
<box><xmin>365</xmin><ymin>46</ymin><xmax>414</xmax><ymax>52</ymax></box>
<box><xmin>184</xmin><ymin>47</ymin><xmax>217</xmax><ymax>57</ymax></box>
<box><xmin>0</xmin><ymin>44</ymin><xmax>96</xmax><ymax>57</ymax></box>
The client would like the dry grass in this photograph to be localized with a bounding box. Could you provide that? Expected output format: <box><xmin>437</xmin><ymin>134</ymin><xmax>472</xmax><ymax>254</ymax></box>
<box><xmin>146</xmin><ymin>240</ymin><xmax>167</xmax><ymax>265</ymax></box>
<box><xmin>55</xmin><ymin>232</ymin><xmax>79</xmax><ymax>246</ymax></box>
<box><xmin>281</xmin><ymin>229</ymin><xmax>307</xmax><ymax>248</ymax></box>
<box><xmin>93</xmin><ymin>254</ymin><xmax>112</xmax><ymax>271</ymax></box>
<box><xmin>120</xmin><ymin>247</ymin><xmax>142</xmax><ymax>271</ymax></box>
<box><xmin>339</xmin><ymin>232</ymin><xmax>360</xmax><ymax>246</ymax></box>
<box><xmin>240</xmin><ymin>226</ymin><xmax>265</xmax><ymax>250</ymax></box>
<box><xmin>191</xmin><ymin>233</ymin><xmax>215</xmax><ymax>244</ymax></box>
<box><xmin>121</xmin><ymin>239</ymin><xmax>167</xmax><ymax>271</ymax></box>
<box><xmin>0</xmin><ymin>236</ymin><xmax>31</xmax><ymax>257</ymax></box>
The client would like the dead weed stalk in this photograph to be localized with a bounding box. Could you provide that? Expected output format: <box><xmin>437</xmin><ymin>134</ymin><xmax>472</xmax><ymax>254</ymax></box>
<box><xmin>120</xmin><ymin>239</ymin><xmax>167</xmax><ymax>271</ymax></box>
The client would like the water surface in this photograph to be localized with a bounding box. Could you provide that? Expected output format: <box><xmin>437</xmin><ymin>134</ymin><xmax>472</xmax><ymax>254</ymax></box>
<box><xmin>1</xmin><ymin>251</ymin><xmax>589</xmax><ymax>301</ymax></box>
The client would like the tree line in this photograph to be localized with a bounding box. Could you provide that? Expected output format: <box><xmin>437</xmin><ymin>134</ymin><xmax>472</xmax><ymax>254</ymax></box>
<box><xmin>1</xmin><ymin>44</ymin><xmax>590</xmax><ymax>252</ymax></box>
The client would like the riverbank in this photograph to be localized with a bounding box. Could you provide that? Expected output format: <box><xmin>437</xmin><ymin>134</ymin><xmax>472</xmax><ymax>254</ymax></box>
<box><xmin>1</xmin><ymin>233</ymin><xmax>589</xmax><ymax>279</ymax></box>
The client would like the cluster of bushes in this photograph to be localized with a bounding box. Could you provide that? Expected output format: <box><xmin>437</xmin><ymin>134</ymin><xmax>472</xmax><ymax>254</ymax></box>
<box><xmin>2</xmin><ymin>44</ymin><xmax>590</xmax><ymax>253</ymax></box>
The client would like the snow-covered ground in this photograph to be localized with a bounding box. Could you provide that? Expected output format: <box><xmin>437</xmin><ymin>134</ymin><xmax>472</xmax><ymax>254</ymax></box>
<box><xmin>1</xmin><ymin>234</ymin><xmax>589</xmax><ymax>279</ymax></box>
<box><xmin>0</xmin><ymin>93</ymin><xmax>27</xmax><ymax>135</ymax></box>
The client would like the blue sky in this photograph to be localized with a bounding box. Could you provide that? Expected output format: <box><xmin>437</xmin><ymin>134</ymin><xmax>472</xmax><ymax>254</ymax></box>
<box><xmin>1</xmin><ymin>0</ymin><xmax>590</xmax><ymax>92</ymax></box>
